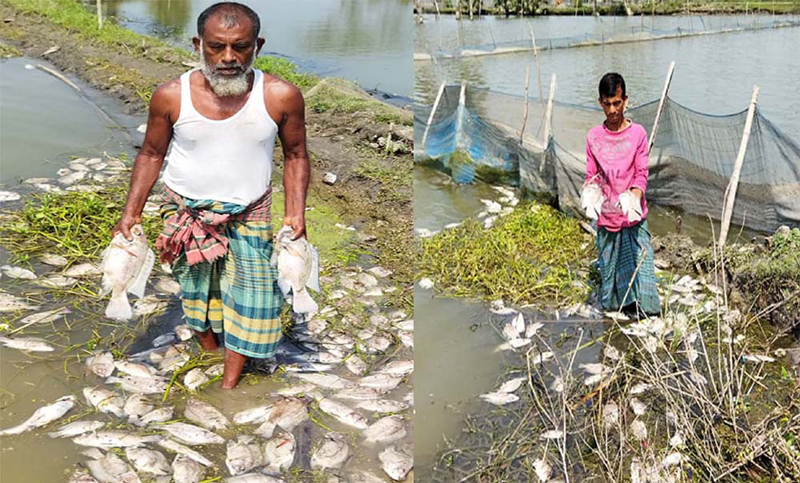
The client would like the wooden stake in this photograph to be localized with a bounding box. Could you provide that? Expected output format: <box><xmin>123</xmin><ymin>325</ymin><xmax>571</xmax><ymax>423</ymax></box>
<box><xmin>540</xmin><ymin>73</ymin><xmax>557</xmax><ymax>172</ymax></box>
<box><xmin>718</xmin><ymin>85</ymin><xmax>760</xmax><ymax>248</ymax></box>
<box><xmin>649</xmin><ymin>60</ymin><xmax>676</xmax><ymax>152</ymax></box>
<box><xmin>528</xmin><ymin>23</ymin><xmax>544</xmax><ymax>104</ymax></box>
<box><xmin>520</xmin><ymin>65</ymin><xmax>531</xmax><ymax>144</ymax></box>
<box><xmin>96</xmin><ymin>0</ymin><xmax>103</xmax><ymax>29</ymax></box>
<box><xmin>421</xmin><ymin>82</ymin><xmax>447</xmax><ymax>150</ymax></box>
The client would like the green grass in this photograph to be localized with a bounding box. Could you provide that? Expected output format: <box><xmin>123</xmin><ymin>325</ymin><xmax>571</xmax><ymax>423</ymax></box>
<box><xmin>420</xmin><ymin>202</ymin><xmax>594</xmax><ymax>306</ymax></box>
<box><xmin>0</xmin><ymin>42</ymin><xmax>22</xmax><ymax>58</ymax></box>
<box><xmin>356</xmin><ymin>158</ymin><xmax>412</xmax><ymax>202</ymax></box>
<box><xmin>253</xmin><ymin>56</ymin><xmax>318</xmax><ymax>91</ymax></box>
<box><xmin>0</xmin><ymin>186</ymin><xmax>160</xmax><ymax>266</ymax></box>
<box><xmin>306</xmin><ymin>80</ymin><xmax>412</xmax><ymax>126</ymax></box>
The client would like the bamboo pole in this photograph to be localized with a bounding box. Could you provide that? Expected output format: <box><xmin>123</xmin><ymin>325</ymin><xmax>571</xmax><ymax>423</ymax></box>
<box><xmin>528</xmin><ymin>23</ymin><xmax>544</xmax><ymax>104</ymax></box>
<box><xmin>96</xmin><ymin>0</ymin><xmax>103</xmax><ymax>29</ymax></box>
<box><xmin>520</xmin><ymin>66</ymin><xmax>530</xmax><ymax>144</ymax></box>
<box><xmin>540</xmin><ymin>73</ymin><xmax>557</xmax><ymax>172</ymax></box>
<box><xmin>648</xmin><ymin>60</ymin><xmax>676</xmax><ymax>152</ymax></box>
<box><xmin>456</xmin><ymin>80</ymin><xmax>467</xmax><ymax>144</ymax></box>
<box><xmin>421</xmin><ymin>82</ymin><xmax>447</xmax><ymax>150</ymax></box>
<box><xmin>718</xmin><ymin>85</ymin><xmax>760</xmax><ymax>248</ymax></box>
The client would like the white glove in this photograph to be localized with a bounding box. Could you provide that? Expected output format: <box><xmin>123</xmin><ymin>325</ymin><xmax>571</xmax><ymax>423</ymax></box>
<box><xmin>617</xmin><ymin>190</ymin><xmax>643</xmax><ymax>223</ymax></box>
<box><xmin>580</xmin><ymin>183</ymin><xmax>604</xmax><ymax>220</ymax></box>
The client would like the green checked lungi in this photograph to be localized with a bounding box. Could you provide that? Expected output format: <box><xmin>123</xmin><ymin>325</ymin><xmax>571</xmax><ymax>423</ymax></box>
<box><xmin>157</xmin><ymin>187</ymin><xmax>284</xmax><ymax>359</ymax></box>
<box><xmin>596</xmin><ymin>219</ymin><xmax>660</xmax><ymax>316</ymax></box>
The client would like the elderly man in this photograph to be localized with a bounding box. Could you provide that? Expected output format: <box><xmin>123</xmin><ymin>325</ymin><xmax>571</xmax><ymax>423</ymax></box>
<box><xmin>113</xmin><ymin>2</ymin><xmax>309</xmax><ymax>389</ymax></box>
<box><xmin>585</xmin><ymin>72</ymin><xmax>660</xmax><ymax>317</ymax></box>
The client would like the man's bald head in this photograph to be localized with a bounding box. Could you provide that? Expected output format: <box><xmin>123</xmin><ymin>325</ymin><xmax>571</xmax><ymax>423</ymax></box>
<box><xmin>197</xmin><ymin>2</ymin><xmax>260</xmax><ymax>42</ymax></box>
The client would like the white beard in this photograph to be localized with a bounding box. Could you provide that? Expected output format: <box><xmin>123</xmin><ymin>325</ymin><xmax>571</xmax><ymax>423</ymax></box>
<box><xmin>199</xmin><ymin>44</ymin><xmax>254</xmax><ymax>97</ymax></box>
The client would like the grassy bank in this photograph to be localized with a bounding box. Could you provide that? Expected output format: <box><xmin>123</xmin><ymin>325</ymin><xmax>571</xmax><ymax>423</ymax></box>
<box><xmin>420</xmin><ymin>202</ymin><xmax>594</xmax><ymax>306</ymax></box>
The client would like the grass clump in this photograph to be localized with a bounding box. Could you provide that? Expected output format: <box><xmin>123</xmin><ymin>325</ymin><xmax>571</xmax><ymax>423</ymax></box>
<box><xmin>0</xmin><ymin>42</ymin><xmax>22</xmax><ymax>58</ymax></box>
<box><xmin>254</xmin><ymin>56</ymin><xmax>318</xmax><ymax>91</ymax></box>
<box><xmin>306</xmin><ymin>79</ymin><xmax>412</xmax><ymax>127</ymax></box>
<box><xmin>356</xmin><ymin>158</ymin><xmax>412</xmax><ymax>202</ymax></box>
<box><xmin>420</xmin><ymin>202</ymin><xmax>594</xmax><ymax>306</ymax></box>
<box><xmin>0</xmin><ymin>187</ymin><xmax>160</xmax><ymax>265</ymax></box>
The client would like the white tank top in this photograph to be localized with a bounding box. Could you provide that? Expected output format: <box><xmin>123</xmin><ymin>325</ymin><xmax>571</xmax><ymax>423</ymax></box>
<box><xmin>162</xmin><ymin>69</ymin><xmax>278</xmax><ymax>205</ymax></box>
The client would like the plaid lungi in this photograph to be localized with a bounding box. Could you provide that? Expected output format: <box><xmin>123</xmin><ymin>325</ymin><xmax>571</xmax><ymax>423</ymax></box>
<box><xmin>595</xmin><ymin>219</ymin><xmax>660</xmax><ymax>316</ymax></box>
<box><xmin>159</xmin><ymin>189</ymin><xmax>284</xmax><ymax>359</ymax></box>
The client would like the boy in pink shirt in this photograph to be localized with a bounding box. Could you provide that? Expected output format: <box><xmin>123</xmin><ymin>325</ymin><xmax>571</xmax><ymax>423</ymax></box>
<box><xmin>585</xmin><ymin>73</ymin><xmax>660</xmax><ymax>316</ymax></box>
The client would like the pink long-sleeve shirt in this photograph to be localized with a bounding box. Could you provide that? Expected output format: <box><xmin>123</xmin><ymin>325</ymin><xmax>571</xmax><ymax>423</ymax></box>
<box><xmin>585</xmin><ymin>121</ymin><xmax>649</xmax><ymax>232</ymax></box>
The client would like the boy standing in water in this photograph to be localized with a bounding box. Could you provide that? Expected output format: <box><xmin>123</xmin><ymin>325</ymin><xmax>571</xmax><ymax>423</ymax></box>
<box><xmin>584</xmin><ymin>73</ymin><xmax>660</xmax><ymax>317</ymax></box>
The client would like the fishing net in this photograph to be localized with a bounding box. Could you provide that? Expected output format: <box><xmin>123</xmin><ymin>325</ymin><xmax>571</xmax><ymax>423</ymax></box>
<box><xmin>414</xmin><ymin>84</ymin><xmax>800</xmax><ymax>233</ymax></box>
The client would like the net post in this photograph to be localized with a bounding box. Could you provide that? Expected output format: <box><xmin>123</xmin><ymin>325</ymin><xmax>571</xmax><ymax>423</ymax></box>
<box><xmin>540</xmin><ymin>73</ymin><xmax>557</xmax><ymax>172</ymax></box>
<box><xmin>528</xmin><ymin>22</ymin><xmax>544</xmax><ymax>104</ymax></box>
<box><xmin>421</xmin><ymin>82</ymin><xmax>447</xmax><ymax>150</ymax></box>
<box><xmin>96</xmin><ymin>0</ymin><xmax>103</xmax><ymax>29</ymax></box>
<box><xmin>718</xmin><ymin>85</ymin><xmax>760</xmax><ymax>249</ymax></box>
<box><xmin>519</xmin><ymin>65</ymin><xmax>531</xmax><ymax>145</ymax></box>
<box><xmin>648</xmin><ymin>60</ymin><xmax>676</xmax><ymax>152</ymax></box>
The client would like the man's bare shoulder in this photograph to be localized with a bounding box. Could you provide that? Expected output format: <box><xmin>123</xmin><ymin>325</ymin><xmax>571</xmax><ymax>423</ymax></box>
<box><xmin>262</xmin><ymin>72</ymin><xmax>303</xmax><ymax>106</ymax></box>
<box><xmin>151</xmin><ymin>78</ymin><xmax>181</xmax><ymax>104</ymax></box>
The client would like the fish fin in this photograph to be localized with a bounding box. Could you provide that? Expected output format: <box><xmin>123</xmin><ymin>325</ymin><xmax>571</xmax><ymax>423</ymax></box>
<box><xmin>106</xmin><ymin>293</ymin><xmax>132</xmax><ymax>320</ymax></box>
<box><xmin>277</xmin><ymin>277</ymin><xmax>293</xmax><ymax>297</ymax></box>
<box><xmin>306</xmin><ymin>245</ymin><xmax>321</xmax><ymax>293</ymax></box>
<box><xmin>127</xmin><ymin>248</ymin><xmax>155</xmax><ymax>299</ymax></box>
<box><xmin>291</xmin><ymin>289</ymin><xmax>318</xmax><ymax>314</ymax></box>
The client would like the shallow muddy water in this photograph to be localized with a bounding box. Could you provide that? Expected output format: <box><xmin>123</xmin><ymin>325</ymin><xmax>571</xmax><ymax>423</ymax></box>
<box><xmin>97</xmin><ymin>0</ymin><xmax>415</xmax><ymax>97</ymax></box>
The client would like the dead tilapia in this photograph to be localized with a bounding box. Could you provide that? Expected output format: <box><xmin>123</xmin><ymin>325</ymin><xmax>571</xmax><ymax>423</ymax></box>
<box><xmin>86</xmin><ymin>452</ymin><xmax>141</xmax><ymax>483</ymax></box>
<box><xmin>318</xmin><ymin>398</ymin><xmax>369</xmax><ymax>429</ymax></box>
<box><xmin>125</xmin><ymin>447</ymin><xmax>171</xmax><ymax>476</ymax></box>
<box><xmin>0</xmin><ymin>336</ymin><xmax>55</xmax><ymax>352</ymax></box>
<box><xmin>263</xmin><ymin>431</ymin><xmax>296</xmax><ymax>474</ymax></box>
<box><xmin>73</xmin><ymin>430</ymin><xmax>161</xmax><ymax>448</ymax></box>
<box><xmin>0</xmin><ymin>395</ymin><xmax>75</xmax><ymax>435</ymax></box>
<box><xmin>105</xmin><ymin>375</ymin><xmax>168</xmax><ymax>394</ymax></box>
<box><xmin>379</xmin><ymin>446</ymin><xmax>413</xmax><ymax>481</ymax></box>
<box><xmin>184</xmin><ymin>398</ymin><xmax>229</xmax><ymax>430</ymax></box>
<box><xmin>310</xmin><ymin>432</ymin><xmax>350</xmax><ymax>470</ymax></box>
<box><xmin>86</xmin><ymin>352</ymin><xmax>115</xmax><ymax>378</ymax></box>
<box><xmin>172</xmin><ymin>454</ymin><xmax>205</xmax><ymax>483</ymax></box>
<box><xmin>83</xmin><ymin>387</ymin><xmax>125</xmax><ymax>417</ymax></box>
<box><xmin>99</xmin><ymin>225</ymin><xmax>155</xmax><ymax>320</ymax></box>
<box><xmin>363</xmin><ymin>415</ymin><xmax>407</xmax><ymax>446</ymax></box>
<box><xmin>135</xmin><ymin>406</ymin><xmax>174</xmax><ymax>427</ymax></box>
<box><xmin>48</xmin><ymin>420</ymin><xmax>105</xmax><ymax>438</ymax></box>
<box><xmin>272</xmin><ymin>226</ymin><xmax>320</xmax><ymax>314</ymax></box>
<box><xmin>225</xmin><ymin>435</ymin><xmax>265</xmax><ymax>476</ymax></box>
<box><xmin>158</xmin><ymin>422</ymin><xmax>225</xmax><ymax>445</ymax></box>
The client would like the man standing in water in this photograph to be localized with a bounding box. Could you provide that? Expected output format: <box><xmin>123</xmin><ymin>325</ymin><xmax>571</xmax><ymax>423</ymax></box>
<box><xmin>113</xmin><ymin>2</ymin><xmax>310</xmax><ymax>388</ymax></box>
<box><xmin>585</xmin><ymin>73</ymin><xmax>660</xmax><ymax>317</ymax></box>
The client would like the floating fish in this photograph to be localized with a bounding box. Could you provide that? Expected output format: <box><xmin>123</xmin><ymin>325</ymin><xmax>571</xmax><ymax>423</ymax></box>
<box><xmin>0</xmin><ymin>292</ymin><xmax>41</xmax><ymax>313</ymax></box>
<box><xmin>479</xmin><ymin>392</ymin><xmax>519</xmax><ymax>406</ymax></box>
<box><xmin>0</xmin><ymin>190</ymin><xmax>21</xmax><ymax>202</ymax></box>
<box><xmin>157</xmin><ymin>439</ymin><xmax>213</xmax><ymax>467</ymax></box>
<box><xmin>532</xmin><ymin>458</ymin><xmax>552</xmax><ymax>483</ymax></box>
<box><xmin>602</xmin><ymin>401</ymin><xmax>620</xmax><ymax>428</ymax></box>
<box><xmin>363</xmin><ymin>415</ymin><xmax>407</xmax><ymax>446</ymax></box>
<box><xmin>630</xmin><ymin>398</ymin><xmax>647</xmax><ymax>416</ymax></box>
<box><xmin>418</xmin><ymin>278</ymin><xmax>434</xmax><ymax>290</ymax></box>
<box><xmin>86</xmin><ymin>452</ymin><xmax>141</xmax><ymax>483</ymax></box>
<box><xmin>539</xmin><ymin>430</ymin><xmax>564</xmax><ymax>440</ymax></box>
<box><xmin>105</xmin><ymin>375</ymin><xmax>168</xmax><ymax>394</ymax></box>
<box><xmin>184</xmin><ymin>399</ymin><xmax>229</xmax><ymax>430</ymax></box>
<box><xmin>0</xmin><ymin>265</ymin><xmax>36</xmax><ymax>280</ymax></box>
<box><xmin>124</xmin><ymin>394</ymin><xmax>154</xmax><ymax>421</ymax></box>
<box><xmin>183</xmin><ymin>368</ymin><xmax>209</xmax><ymax>391</ymax></box>
<box><xmin>114</xmin><ymin>360</ymin><xmax>159</xmax><ymax>379</ymax></box>
<box><xmin>356</xmin><ymin>399</ymin><xmax>409</xmax><ymax>413</ymax></box>
<box><xmin>99</xmin><ymin>225</ymin><xmax>155</xmax><ymax>320</ymax></box>
<box><xmin>225</xmin><ymin>435</ymin><xmax>265</xmax><ymax>476</ymax></box>
<box><xmin>272</xmin><ymin>226</ymin><xmax>320</xmax><ymax>314</ymax></box>
<box><xmin>319</xmin><ymin>398</ymin><xmax>369</xmax><ymax>429</ymax></box>
<box><xmin>0</xmin><ymin>395</ymin><xmax>75</xmax><ymax>435</ymax></box>
<box><xmin>0</xmin><ymin>336</ymin><xmax>55</xmax><ymax>352</ymax></box>
<box><xmin>742</xmin><ymin>354</ymin><xmax>776</xmax><ymax>363</ymax></box>
<box><xmin>378</xmin><ymin>445</ymin><xmax>413</xmax><ymax>481</ymax></box>
<box><xmin>497</xmin><ymin>376</ymin><xmax>526</xmax><ymax>394</ymax></box>
<box><xmin>310</xmin><ymin>432</ymin><xmax>349</xmax><ymax>470</ymax></box>
<box><xmin>48</xmin><ymin>420</ymin><xmax>105</xmax><ymax>438</ymax></box>
<box><xmin>157</xmin><ymin>422</ymin><xmax>225</xmax><ymax>446</ymax></box>
<box><xmin>64</xmin><ymin>262</ymin><xmax>102</xmax><ymax>278</ymax></box>
<box><xmin>262</xmin><ymin>431</ymin><xmax>296</xmax><ymax>474</ymax></box>
<box><xmin>630</xmin><ymin>420</ymin><xmax>648</xmax><ymax>441</ymax></box>
<box><xmin>136</xmin><ymin>406</ymin><xmax>174</xmax><ymax>427</ymax></box>
<box><xmin>73</xmin><ymin>430</ymin><xmax>161</xmax><ymax>448</ymax></box>
<box><xmin>171</xmin><ymin>454</ymin><xmax>205</xmax><ymax>483</ymax></box>
<box><xmin>125</xmin><ymin>447</ymin><xmax>171</xmax><ymax>476</ymax></box>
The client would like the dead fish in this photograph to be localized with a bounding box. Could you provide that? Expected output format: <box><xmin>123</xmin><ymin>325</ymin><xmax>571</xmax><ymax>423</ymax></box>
<box><xmin>292</xmin><ymin>372</ymin><xmax>354</xmax><ymax>390</ymax></box>
<box><xmin>86</xmin><ymin>452</ymin><xmax>141</xmax><ymax>483</ymax></box>
<box><xmin>356</xmin><ymin>400</ymin><xmax>409</xmax><ymax>413</ymax></box>
<box><xmin>136</xmin><ymin>406</ymin><xmax>174</xmax><ymax>427</ymax></box>
<box><xmin>533</xmin><ymin>458</ymin><xmax>552</xmax><ymax>483</ymax></box>
<box><xmin>284</xmin><ymin>362</ymin><xmax>335</xmax><ymax>373</ymax></box>
<box><xmin>0</xmin><ymin>292</ymin><xmax>41</xmax><ymax>312</ymax></box>
<box><xmin>184</xmin><ymin>398</ymin><xmax>229</xmax><ymax>430</ymax></box>
<box><xmin>359</xmin><ymin>374</ymin><xmax>403</xmax><ymax>391</ymax></box>
<box><xmin>37</xmin><ymin>274</ymin><xmax>79</xmax><ymax>288</ymax></box>
<box><xmin>602</xmin><ymin>401</ymin><xmax>620</xmax><ymax>428</ymax></box>
<box><xmin>159</xmin><ymin>344</ymin><xmax>191</xmax><ymax>372</ymax></box>
<box><xmin>273</xmin><ymin>226</ymin><xmax>320</xmax><ymax>313</ymax></box>
<box><xmin>0</xmin><ymin>395</ymin><xmax>75</xmax><ymax>435</ymax></box>
<box><xmin>0</xmin><ymin>336</ymin><xmax>55</xmax><ymax>352</ymax></box>
<box><xmin>64</xmin><ymin>263</ymin><xmax>102</xmax><ymax>278</ymax></box>
<box><xmin>275</xmin><ymin>384</ymin><xmax>316</xmax><ymax>397</ymax></box>
<box><xmin>345</xmin><ymin>355</ymin><xmax>368</xmax><ymax>375</ymax></box>
<box><xmin>172</xmin><ymin>454</ymin><xmax>205</xmax><ymax>483</ymax></box>
<box><xmin>83</xmin><ymin>387</ymin><xmax>125</xmax><ymax>417</ymax></box>
<box><xmin>82</xmin><ymin>448</ymin><xmax>105</xmax><ymax>460</ymax></box>
<box><xmin>378</xmin><ymin>445</ymin><xmax>413</xmax><ymax>481</ymax></box>
<box><xmin>539</xmin><ymin>430</ymin><xmax>564</xmax><ymax>440</ymax></box>
<box><xmin>479</xmin><ymin>392</ymin><xmax>519</xmax><ymax>406</ymax></box>
<box><xmin>183</xmin><ymin>368</ymin><xmax>209</xmax><ymax>391</ymax></box>
<box><xmin>124</xmin><ymin>394</ymin><xmax>154</xmax><ymax>420</ymax></box>
<box><xmin>225</xmin><ymin>435</ymin><xmax>265</xmax><ymax>476</ymax></box>
<box><xmin>319</xmin><ymin>398</ymin><xmax>369</xmax><ymax>429</ymax></box>
<box><xmin>630</xmin><ymin>398</ymin><xmax>647</xmax><ymax>416</ymax></box>
<box><xmin>155</xmin><ymin>278</ymin><xmax>181</xmax><ymax>295</ymax></box>
<box><xmin>125</xmin><ymin>447</ymin><xmax>171</xmax><ymax>476</ymax></box>
<box><xmin>68</xmin><ymin>471</ymin><xmax>100</xmax><ymax>483</ymax></box>
<box><xmin>265</xmin><ymin>396</ymin><xmax>308</xmax><ymax>432</ymax></box>
<box><xmin>347</xmin><ymin>470</ymin><xmax>386</xmax><ymax>483</ymax></box>
<box><xmin>310</xmin><ymin>431</ymin><xmax>349</xmax><ymax>470</ymax></box>
<box><xmin>0</xmin><ymin>265</ymin><xmax>37</xmax><ymax>280</ymax></box>
<box><xmin>158</xmin><ymin>422</ymin><xmax>225</xmax><ymax>445</ymax></box>
<box><xmin>204</xmin><ymin>363</ymin><xmax>225</xmax><ymax>377</ymax></box>
<box><xmin>743</xmin><ymin>354</ymin><xmax>776</xmax><ymax>363</ymax></box>
<box><xmin>580</xmin><ymin>363</ymin><xmax>613</xmax><ymax>376</ymax></box>
<box><xmin>99</xmin><ymin>225</ymin><xmax>155</xmax><ymax>320</ymax></box>
<box><xmin>158</xmin><ymin>439</ymin><xmax>213</xmax><ymax>467</ymax></box>
<box><xmin>378</xmin><ymin>360</ymin><xmax>414</xmax><ymax>377</ymax></box>
<box><xmin>19</xmin><ymin>307</ymin><xmax>70</xmax><ymax>326</ymax></box>
<box><xmin>85</xmin><ymin>352</ymin><xmax>115</xmax><ymax>378</ymax></box>
<box><xmin>263</xmin><ymin>431</ymin><xmax>295</xmax><ymax>474</ymax></box>
<box><xmin>497</xmin><ymin>377</ymin><xmax>527</xmax><ymax>394</ymax></box>
<box><xmin>530</xmin><ymin>351</ymin><xmax>554</xmax><ymax>365</ymax></box>
<box><xmin>48</xmin><ymin>420</ymin><xmax>105</xmax><ymax>438</ymax></box>
<box><xmin>133</xmin><ymin>296</ymin><xmax>170</xmax><ymax>317</ymax></box>
<box><xmin>115</xmin><ymin>360</ymin><xmax>159</xmax><ymax>379</ymax></box>
<box><xmin>175</xmin><ymin>324</ymin><xmax>193</xmax><ymax>341</ymax></box>
<box><xmin>0</xmin><ymin>190</ymin><xmax>21</xmax><ymax>202</ymax></box>
<box><xmin>152</xmin><ymin>333</ymin><xmax>176</xmax><ymax>347</ymax></box>
<box><xmin>226</xmin><ymin>475</ymin><xmax>284</xmax><ymax>483</ymax></box>
<box><xmin>73</xmin><ymin>430</ymin><xmax>161</xmax><ymax>448</ymax></box>
<box><xmin>363</xmin><ymin>415</ymin><xmax>406</xmax><ymax>445</ymax></box>
<box><xmin>105</xmin><ymin>374</ymin><xmax>168</xmax><ymax>394</ymax></box>
<box><xmin>335</xmin><ymin>386</ymin><xmax>388</xmax><ymax>401</ymax></box>
<box><xmin>233</xmin><ymin>404</ymin><xmax>273</xmax><ymax>425</ymax></box>
<box><xmin>630</xmin><ymin>420</ymin><xmax>648</xmax><ymax>441</ymax></box>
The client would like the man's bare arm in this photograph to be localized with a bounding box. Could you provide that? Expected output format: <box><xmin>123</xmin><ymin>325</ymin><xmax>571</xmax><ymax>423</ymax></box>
<box><xmin>113</xmin><ymin>81</ymin><xmax>178</xmax><ymax>240</ymax></box>
<box><xmin>277</xmin><ymin>83</ymin><xmax>310</xmax><ymax>239</ymax></box>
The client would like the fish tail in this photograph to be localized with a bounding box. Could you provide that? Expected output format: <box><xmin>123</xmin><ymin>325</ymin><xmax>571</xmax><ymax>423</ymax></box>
<box><xmin>0</xmin><ymin>424</ymin><xmax>26</xmax><ymax>436</ymax></box>
<box><xmin>105</xmin><ymin>292</ymin><xmax>132</xmax><ymax>321</ymax></box>
<box><xmin>291</xmin><ymin>289</ymin><xmax>318</xmax><ymax>314</ymax></box>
